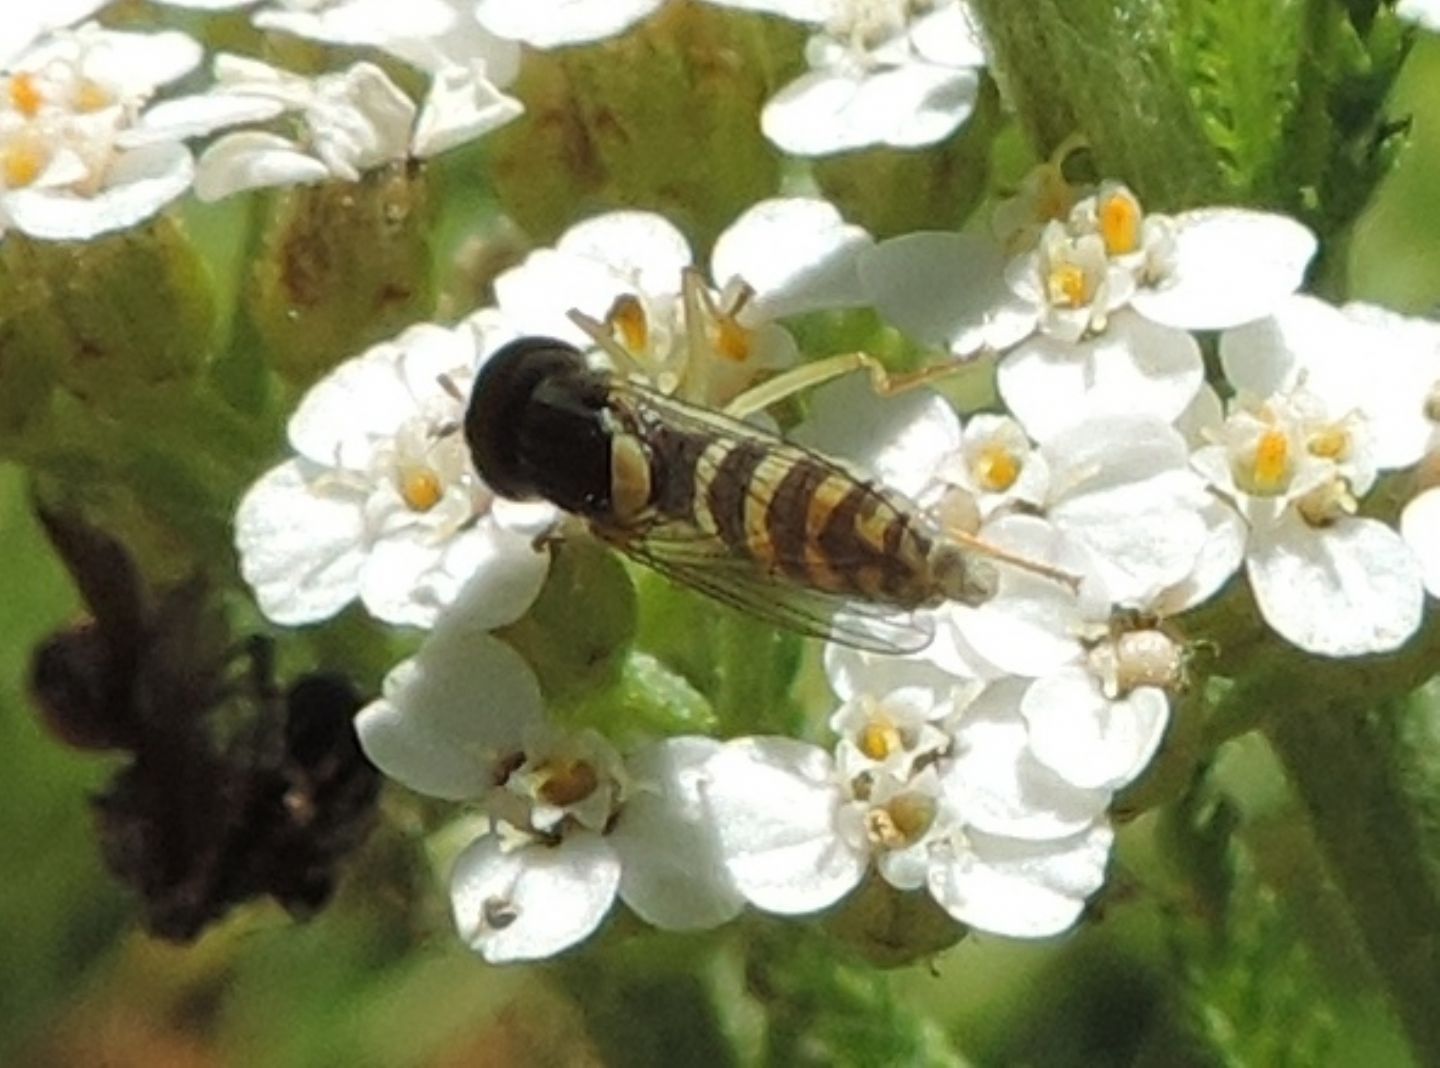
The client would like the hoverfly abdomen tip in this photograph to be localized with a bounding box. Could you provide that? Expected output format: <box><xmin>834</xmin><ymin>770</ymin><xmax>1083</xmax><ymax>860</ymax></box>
<box><xmin>929</xmin><ymin>542</ymin><xmax>999</xmax><ymax>606</ymax></box>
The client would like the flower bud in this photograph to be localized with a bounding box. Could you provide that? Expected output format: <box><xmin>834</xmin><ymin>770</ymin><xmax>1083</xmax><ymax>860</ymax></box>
<box><xmin>488</xmin><ymin>4</ymin><xmax>791</xmax><ymax>246</ymax></box>
<box><xmin>812</xmin><ymin>80</ymin><xmax>1001</xmax><ymax>238</ymax></box>
<box><xmin>247</xmin><ymin>163</ymin><xmax>435</xmax><ymax>388</ymax></box>
<box><xmin>498</xmin><ymin>539</ymin><xmax>637</xmax><ymax>705</ymax></box>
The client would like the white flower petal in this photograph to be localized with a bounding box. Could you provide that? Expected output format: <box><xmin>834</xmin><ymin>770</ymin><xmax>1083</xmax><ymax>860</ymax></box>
<box><xmin>711</xmin><ymin>197</ymin><xmax>873</xmax><ymax>320</ymax></box>
<box><xmin>234</xmin><ymin>459</ymin><xmax>368</xmax><ymax>625</ymax></box>
<box><xmin>1130</xmin><ymin>209</ymin><xmax>1316</xmax><ymax>330</ymax></box>
<box><xmin>126</xmin><ymin>93</ymin><xmax>289</xmax><ymax>146</ymax></box>
<box><xmin>612</xmin><ymin>737</ymin><xmax>745</xmax><ymax>930</ymax></box>
<box><xmin>705</xmin><ymin>737</ymin><xmax>867</xmax><ymax>914</ymax></box>
<box><xmin>1154</xmin><ymin>497</ymin><xmax>1246</xmax><ymax>615</ymax></box>
<box><xmin>1021</xmin><ymin>669</ymin><xmax>1169</xmax><ymax>791</ymax></box>
<box><xmin>557</xmin><ymin>211</ymin><xmax>692</xmax><ymax>298</ymax></box>
<box><xmin>793</xmin><ymin>372</ymin><xmax>960</xmax><ymax>499</ymax></box>
<box><xmin>194</xmin><ymin>131</ymin><xmax>332</xmax><ymax>200</ymax></box>
<box><xmin>860</xmin><ymin>231</ymin><xmax>1037</xmax><ymax>356</ymax></box>
<box><xmin>355</xmin><ymin>630</ymin><xmax>544</xmax><ymax>798</ymax></box>
<box><xmin>411</xmin><ymin>63</ymin><xmax>523</xmax><ymax>158</ymax></box>
<box><xmin>998</xmin><ymin>312</ymin><xmax>1203</xmax><ymax>442</ymax></box>
<box><xmin>942</xmin><ymin>680</ymin><xmax>1110</xmax><ymax>840</ymax></box>
<box><xmin>451</xmin><ymin>832</ymin><xmax>621</xmax><ymax>962</ymax></box>
<box><xmin>928</xmin><ymin>821</ymin><xmax>1113</xmax><ymax>938</ymax></box>
<box><xmin>1248</xmin><ymin>512</ymin><xmax>1425</xmax><ymax>656</ymax></box>
<box><xmin>762</xmin><ymin>63</ymin><xmax>979</xmax><ymax>155</ymax></box>
<box><xmin>2</xmin><ymin>143</ymin><xmax>194</xmax><ymax>241</ymax></box>
<box><xmin>475</xmin><ymin>0</ymin><xmax>664</xmax><ymax>47</ymax></box>
<box><xmin>1402</xmin><ymin>489</ymin><xmax>1440</xmax><ymax>599</ymax></box>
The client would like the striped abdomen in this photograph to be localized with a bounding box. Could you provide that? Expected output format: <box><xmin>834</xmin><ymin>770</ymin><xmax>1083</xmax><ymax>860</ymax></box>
<box><xmin>647</xmin><ymin>424</ymin><xmax>939</xmax><ymax>608</ymax></box>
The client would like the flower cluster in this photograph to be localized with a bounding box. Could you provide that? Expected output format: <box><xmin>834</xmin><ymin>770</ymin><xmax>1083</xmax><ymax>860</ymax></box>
<box><xmin>1</xmin><ymin>0</ymin><xmax>521</xmax><ymax>239</ymax></box>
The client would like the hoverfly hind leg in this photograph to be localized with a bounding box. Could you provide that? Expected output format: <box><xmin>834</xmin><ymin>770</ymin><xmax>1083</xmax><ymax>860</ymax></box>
<box><xmin>722</xmin><ymin>350</ymin><xmax>981</xmax><ymax>422</ymax></box>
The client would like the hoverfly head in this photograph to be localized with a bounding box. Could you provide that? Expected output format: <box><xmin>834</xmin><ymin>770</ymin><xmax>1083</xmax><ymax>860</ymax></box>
<box><xmin>465</xmin><ymin>336</ymin><xmax>615</xmax><ymax>516</ymax></box>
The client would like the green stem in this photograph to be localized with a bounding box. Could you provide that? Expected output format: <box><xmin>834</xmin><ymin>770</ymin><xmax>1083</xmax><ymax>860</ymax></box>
<box><xmin>1263</xmin><ymin>694</ymin><xmax>1440</xmax><ymax>1064</ymax></box>
<box><xmin>969</xmin><ymin>0</ymin><xmax>1226</xmax><ymax>208</ymax></box>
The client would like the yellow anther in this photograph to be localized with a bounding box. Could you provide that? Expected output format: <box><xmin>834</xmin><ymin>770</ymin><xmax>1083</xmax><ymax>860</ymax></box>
<box><xmin>712</xmin><ymin>316</ymin><xmax>752</xmax><ymax>363</ymax></box>
<box><xmin>1047</xmin><ymin>263</ymin><xmax>1089</xmax><ymax>308</ymax></box>
<box><xmin>607</xmin><ymin>295</ymin><xmax>649</xmax><ymax>353</ymax></box>
<box><xmin>858</xmin><ymin>718</ymin><xmax>902</xmax><ymax>761</ymax></box>
<box><xmin>75</xmin><ymin>80</ymin><xmax>113</xmax><ymax>113</ymax></box>
<box><xmin>1298</xmin><ymin>478</ymin><xmax>1356</xmax><ymax>527</ymax></box>
<box><xmin>1307</xmin><ymin>425</ymin><xmax>1351</xmax><ymax>461</ymax></box>
<box><xmin>2</xmin><ymin>143</ymin><xmax>43</xmax><ymax>188</ymax></box>
<box><xmin>8</xmin><ymin>73</ymin><xmax>43</xmax><ymax>117</ymax></box>
<box><xmin>865</xmin><ymin>794</ymin><xmax>935</xmax><ymax>849</ymax></box>
<box><xmin>400</xmin><ymin>468</ymin><xmax>444</xmax><ymax>512</ymax></box>
<box><xmin>1250</xmin><ymin>429</ymin><xmax>1291</xmax><ymax>494</ymax></box>
<box><xmin>536</xmin><ymin>759</ymin><xmax>600</xmax><ymax>808</ymax></box>
<box><xmin>1099</xmin><ymin>192</ymin><xmax>1140</xmax><ymax>256</ymax></box>
<box><xmin>974</xmin><ymin>443</ymin><xmax>1020</xmax><ymax>492</ymax></box>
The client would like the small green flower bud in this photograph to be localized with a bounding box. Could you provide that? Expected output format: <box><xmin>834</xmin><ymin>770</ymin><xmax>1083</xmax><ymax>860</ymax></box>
<box><xmin>0</xmin><ymin>218</ymin><xmax>213</xmax><ymax>437</ymax></box>
<box><xmin>489</xmin><ymin>4</ymin><xmax>796</xmax><ymax>246</ymax></box>
<box><xmin>499</xmin><ymin>539</ymin><xmax>638</xmax><ymax>705</ymax></box>
<box><xmin>247</xmin><ymin>163</ymin><xmax>435</xmax><ymax>388</ymax></box>
<box><xmin>813</xmin><ymin>79</ymin><xmax>1002</xmax><ymax>238</ymax></box>
<box><xmin>823</xmin><ymin>875</ymin><xmax>966</xmax><ymax>968</ymax></box>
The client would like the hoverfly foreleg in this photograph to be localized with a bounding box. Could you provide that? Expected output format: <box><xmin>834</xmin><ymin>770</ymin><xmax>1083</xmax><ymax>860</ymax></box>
<box><xmin>722</xmin><ymin>350</ymin><xmax>988</xmax><ymax>422</ymax></box>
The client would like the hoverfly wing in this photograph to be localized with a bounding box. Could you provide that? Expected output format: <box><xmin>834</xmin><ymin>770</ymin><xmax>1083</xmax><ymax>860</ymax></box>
<box><xmin>615</xmin><ymin>523</ymin><xmax>936</xmax><ymax>655</ymax></box>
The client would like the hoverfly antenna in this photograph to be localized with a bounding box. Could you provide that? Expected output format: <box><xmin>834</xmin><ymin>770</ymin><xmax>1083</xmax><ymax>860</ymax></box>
<box><xmin>949</xmin><ymin>530</ymin><xmax>1084</xmax><ymax>594</ymax></box>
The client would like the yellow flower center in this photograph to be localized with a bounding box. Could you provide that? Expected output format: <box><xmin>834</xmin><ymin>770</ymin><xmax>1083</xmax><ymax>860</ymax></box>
<box><xmin>974</xmin><ymin>443</ymin><xmax>1021</xmax><ymax>492</ymax></box>
<box><xmin>399</xmin><ymin>468</ymin><xmax>444</xmax><ymax>512</ymax></box>
<box><xmin>8</xmin><ymin>73</ymin><xmax>43</xmax><ymax>118</ymax></box>
<box><xmin>858</xmin><ymin>716</ymin><xmax>902</xmax><ymax>761</ymax></box>
<box><xmin>865</xmin><ymin>793</ymin><xmax>935</xmax><ymax>849</ymax></box>
<box><xmin>74</xmin><ymin>80</ymin><xmax>113</xmax><ymax>114</ymax></box>
<box><xmin>536</xmin><ymin>759</ymin><xmax>600</xmax><ymax>808</ymax></box>
<box><xmin>711</xmin><ymin>316</ymin><xmax>752</xmax><ymax>363</ymax></box>
<box><xmin>2</xmin><ymin>141</ymin><xmax>44</xmax><ymax>188</ymax></box>
<box><xmin>608</xmin><ymin>294</ymin><xmax>649</xmax><ymax>353</ymax></box>
<box><xmin>1307</xmin><ymin>424</ymin><xmax>1351</xmax><ymax>462</ymax></box>
<box><xmin>1099</xmin><ymin>192</ymin><xmax>1140</xmax><ymax>256</ymax></box>
<box><xmin>1249</xmin><ymin>428</ymin><xmax>1291</xmax><ymax>494</ymax></box>
<box><xmin>1047</xmin><ymin>262</ymin><xmax>1090</xmax><ymax>308</ymax></box>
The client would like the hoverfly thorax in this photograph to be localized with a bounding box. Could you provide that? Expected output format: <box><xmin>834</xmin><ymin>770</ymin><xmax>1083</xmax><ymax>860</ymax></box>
<box><xmin>465</xmin><ymin>337</ymin><xmax>621</xmax><ymax>519</ymax></box>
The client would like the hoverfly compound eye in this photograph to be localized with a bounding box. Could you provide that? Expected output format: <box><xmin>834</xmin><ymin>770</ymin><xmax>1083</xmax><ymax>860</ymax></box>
<box><xmin>465</xmin><ymin>337</ymin><xmax>587</xmax><ymax>501</ymax></box>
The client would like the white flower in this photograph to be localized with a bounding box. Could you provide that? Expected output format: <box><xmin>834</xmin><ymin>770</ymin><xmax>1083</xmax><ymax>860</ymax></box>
<box><xmin>254</xmin><ymin>0</ymin><xmax>520</xmax><ymax>85</ymax></box>
<box><xmin>741</xmin><ymin>0</ymin><xmax>987</xmax><ymax>156</ymax></box>
<box><xmin>135</xmin><ymin>55</ymin><xmax>521</xmax><ymax>200</ymax></box>
<box><xmin>704</xmin><ymin>682</ymin><xmax>1116</xmax><ymax>937</ymax></box>
<box><xmin>234</xmin><ymin>314</ymin><xmax>553</xmax><ymax>629</ymax></box>
<box><xmin>1402</xmin><ymin>488</ymin><xmax>1440</xmax><ymax>599</ymax></box>
<box><xmin>1192</xmin><ymin>388</ymin><xmax>1424</xmax><ymax>656</ymax></box>
<box><xmin>1398</xmin><ymin>0</ymin><xmax>1440</xmax><ymax>31</ymax></box>
<box><xmin>492</xmin><ymin>198</ymin><xmax>872</xmax><ymax>407</ymax></box>
<box><xmin>475</xmin><ymin>0</ymin><xmax>666</xmax><ymax>48</ymax></box>
<box><xmin>356</xmin><ymin>615</ymin><xmax>743</xmax><ymax>962</ymax></box>
<box><xmin>1</xmin><ymin>23</ymin><xmax>202</xmax><ymax>240</ymax></box>
<box><xmin>0</xmin><ymin>1</ymin><xmax>108</xmax><ymax>67</ymax></box>
<box><xmin>1221</xmin><ymin>295</ymin><xmax>1440</xmax><ymax>470</ymax></box>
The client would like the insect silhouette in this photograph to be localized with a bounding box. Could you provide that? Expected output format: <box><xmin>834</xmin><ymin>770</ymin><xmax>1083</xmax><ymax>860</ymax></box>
<box><xmin>464</xmin><ymin>335</ymin><xmax>1075</xmax><ymax>653</ymax></box>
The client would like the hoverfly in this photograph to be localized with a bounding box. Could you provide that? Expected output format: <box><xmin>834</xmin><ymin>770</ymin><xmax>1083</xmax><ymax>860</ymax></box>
<box><xmin>463</xmin><ymin>333</ymin><xmax>1076</xmax><ymax>654</ymax></box>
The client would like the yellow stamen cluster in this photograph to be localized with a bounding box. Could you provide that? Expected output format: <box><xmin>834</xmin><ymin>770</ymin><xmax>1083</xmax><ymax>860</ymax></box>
<box><xmin>608</xmin><ymin>295</ymin><xmax>649</xmax><ymax>353</ymax></box>
<box><xmin>1099</xmin><ymin>191</ymin><xmax>1141</xmax><ymax>256</ymax></box>
<box><xmin>74</xmin><ymin>80</ymin><xmax>113</xmax><ymax>113</ymax></box>
<box><xmin>399</xmin><ymin>468</ymin><xmax>444</xmax><ymax>512</ymax></box>
<box><xmin>1047</xmin><ymin>262</ymin><xmax>1090</xmax><ymax>309</ymax></box>
<box><xmin>2</xmin><ymin>141</ymin><xmax>44</xmax><ymax>188</ymax></box>
<box><xmin>1297</xmin><ymin>478</ymin><xmax>1357</xmax><ymax>527</ymax></box>
<box><xmin>536</xmin><ymin>759</ymin><xmax>600</xmax><ymax>808</ymax></box>
<box><xmin>711</xmin><ymin>315</ymin><xmax>752</xmax><ymax>363</ymax></box>
<box><xmin>1248</xmin><ymin>428</ymin><xmax>1292</xmax><ymax>494</ymax></box>
<box><xmin>865</xmin><ymin>793</ymin><xmax>935</xmax><ymax>849</ymax></box>
<box><xmin>974</xmin><ymin>443</ymin><xmax>1021</xmax><ymax>492</ymax></box>
<box><xmin>8</xmin><ymin>73</ymin><xmax>43</xmax><ymax>118</ymax></box>
<box><xmin>858</xmin><ymin>714</ymin><xmax>903</xmax><ymax>761</ymax></box>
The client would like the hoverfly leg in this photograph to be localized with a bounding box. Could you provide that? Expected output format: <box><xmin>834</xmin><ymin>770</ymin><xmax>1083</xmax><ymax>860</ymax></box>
<box><xmin>723</xmin><ymin>350</ymin><xmax>981</xmax><ymax>422</ymax></box>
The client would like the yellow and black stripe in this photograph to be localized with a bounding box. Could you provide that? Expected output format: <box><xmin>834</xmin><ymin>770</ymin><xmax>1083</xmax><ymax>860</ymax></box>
<box><xmin>649</xmin><ymin>424</ymin><xmax>936</xmax><ymax>608</ymax></box>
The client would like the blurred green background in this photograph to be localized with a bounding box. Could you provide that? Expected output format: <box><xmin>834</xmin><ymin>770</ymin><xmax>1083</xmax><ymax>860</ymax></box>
<box><xmin>1</xmin><ymin>34</ymin><xmax>1438</xmax><ymax>1068</ymax></box>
